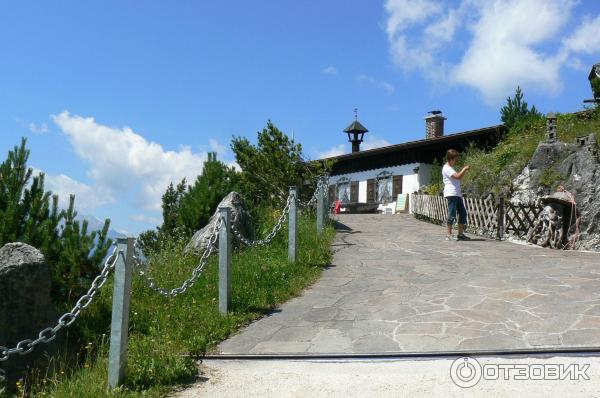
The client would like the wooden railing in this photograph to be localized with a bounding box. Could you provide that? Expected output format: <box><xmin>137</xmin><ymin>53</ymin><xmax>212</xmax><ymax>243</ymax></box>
<box><xmin>410</xmin><ymin>193</ymin><xmax>543</xmax><ymax>240</ymax></box>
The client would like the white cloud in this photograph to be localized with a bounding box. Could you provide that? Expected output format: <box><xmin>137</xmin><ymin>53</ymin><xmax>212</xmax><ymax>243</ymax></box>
<box><xmin>208</xmin><ymin>138</ymin><xmax>227</xmax><ymax>156</ymax></box>
<box><xmin>317</xmin><ymin>135</ymin><xmax>391</xmax><ymax>158</ymax></box>
<box><xmin>317</xmin><ymin>144</ymin><xmax>346</xmax><ymax>159</ymax></box>
<box><xmin>28</xmin><ymin>122</ymin><xmax>48</xmax><ymax>134</ymax></box>
<box><xmin>130</xmin><ymin>214</ymin><xmax>162</xmax><ymax>224</ymax></box>
<box><xmin>357</xmin><ymin>74</ymin><xmax>395</xmax><ymax>95</ymax></box>
<box><xmin>451</xmin><ymin>0</ymin><xmax>573</xmax><ymax>103</ymax></box>
<box><xmin>322</xmin><ymin>66</ymin><xmax>338</xmax><ymax>75</ymax></box>
<box><xmin>32</xmin><ymin>168</ymin><xmax>113</xmax><ymax>211</ymax></box>
<box><xmin>52</xmin><ymin>111</ymin><xmax>208</xmax><ymax>211</ymax></box>
<box><xmin>363</xmin><ymin>136</ymin><xmax>391</xmax><ymax>150</ymax></box>
<box><xmin>564</xmin><ymin>14</ymin><xmax>600</xmax><ymax>54</ymax></box>
<box><xmin>383</xmin><ymin>0</ymin><xmax>600</xmax><ymax>104</ymax></box>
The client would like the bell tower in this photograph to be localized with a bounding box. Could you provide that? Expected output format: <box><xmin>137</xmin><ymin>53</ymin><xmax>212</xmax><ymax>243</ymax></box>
<box><xmin>344</xmin><ymin>108</ymin><xmax>369</xmax><ymax>153</ymax></box>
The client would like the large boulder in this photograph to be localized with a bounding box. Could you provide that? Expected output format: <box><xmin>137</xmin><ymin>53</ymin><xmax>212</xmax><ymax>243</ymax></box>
<box><xmin>511</xmin><ymin>136</ymin><xmax>600</xmax><ymax>250</ymax></box>
<box><xmin>0</xmin><ymin>243</ymin><xmax>58</xmax><ymax>388</ymax></box>
<box><xmin>185</xmin><ymin>192</ymin><xmax>255</xmax><ymax>254</ymax></box>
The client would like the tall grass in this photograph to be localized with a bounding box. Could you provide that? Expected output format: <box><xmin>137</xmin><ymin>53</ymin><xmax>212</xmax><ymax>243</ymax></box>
<box><xmin>4</xmin><ymin>212</ymin><xmax>334</xmax><ymax>397</ymax></box>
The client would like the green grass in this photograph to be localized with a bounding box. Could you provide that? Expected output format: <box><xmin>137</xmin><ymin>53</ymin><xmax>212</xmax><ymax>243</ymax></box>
<box><xmin>6</xmin><ymin>212</ymin><xmax>334</xmax><ymax>397</ymax></box>
<box><xmin>461</xmin><ymin>107</ymin><xmax>600</xmax><ymax>196</ymax></box>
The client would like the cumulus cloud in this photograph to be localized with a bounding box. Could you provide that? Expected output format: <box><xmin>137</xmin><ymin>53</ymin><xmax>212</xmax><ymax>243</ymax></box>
<box><xmin>384</xmin><ymin>0</ymin><xmax>598</xmax><ymax>104</ymax></box>
<box><xmin>357</xmin><ymin>74</ymin><xmax>395</xmax><ymax>95</ymax></box>
<box><xmin>52</xmin><ymin>111</ymin><xmax>209</xmax><ymax>211</ymax></box>
<box><xmin>31</xmin><ymin>168</ymin><xmax>113</xmax><ymax>211</ymax></box>
<box><xmin>28</xmin><ymin>122</ymin><xmax>48</xmax><ymax>134</ymax></box>
<box><xmin>317</xmin><ymin>144</ymin><xmax>346</xmax><ymax>159</ymax></box>
<box><xmin>322</xmin><ymin>66</ymin><xmax>338</xmax><ymax>75</ymax></box>
<box><xmin>563</xmin><ymin>14</ymin><xmax>600</xmax><ymax>54</ymax></box>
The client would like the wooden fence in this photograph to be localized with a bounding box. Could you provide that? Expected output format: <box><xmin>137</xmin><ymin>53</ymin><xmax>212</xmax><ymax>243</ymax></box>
<box><xmin>410</xmin><ymin>193</ymin><xmax>543</xmax><ymax>239</ymax></box>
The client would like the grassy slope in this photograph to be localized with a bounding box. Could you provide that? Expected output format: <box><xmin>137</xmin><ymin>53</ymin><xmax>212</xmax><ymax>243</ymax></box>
<box><xmin>14</xmin><ymin>213</ymin><xmax>334</xmax><ymax>397</ymax></box>
<box><xmin>462</xmin><ymin>107</ymin><xmax>600</xmax><ymax>196</ymax></box>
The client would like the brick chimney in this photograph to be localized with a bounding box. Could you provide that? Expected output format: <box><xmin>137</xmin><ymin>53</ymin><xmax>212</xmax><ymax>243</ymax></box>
<box><xmin>425</xmin><ymin>110</ymin><xmax>446</xmax><ymax>139</ymax></box>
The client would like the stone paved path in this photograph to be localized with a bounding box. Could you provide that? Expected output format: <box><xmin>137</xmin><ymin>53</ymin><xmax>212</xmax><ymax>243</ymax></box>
<box><xmin>219</xmin><ymin>214</ymin><xmax>600</xmax><ymax>354</ymax></box>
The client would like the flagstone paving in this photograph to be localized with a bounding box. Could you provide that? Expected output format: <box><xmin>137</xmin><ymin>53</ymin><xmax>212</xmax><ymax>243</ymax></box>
<box><xmin>218</xmin><ymin>214</ymin><xmax>600</xmax><ymax>354</ymax></box>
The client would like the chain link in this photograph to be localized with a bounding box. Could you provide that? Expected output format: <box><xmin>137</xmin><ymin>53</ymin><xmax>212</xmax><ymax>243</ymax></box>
<box><xmin>298</xmin><ymin>178</ymin><xmax>324</xmax><ymax>208</ymax></box>
<box><xmin>0</xmin><ymin>245</ymin><xmax>119</xmax><ymax>362</ymax></box>
<box><xmin>135</xmin><ymin>217</ymin><xmax>223</xmax><ymax>298</ymax></box>
<box><xmin>232</xmin><ymin>195</ymin><xmax>292</xmax><ymax>247</ymax></box>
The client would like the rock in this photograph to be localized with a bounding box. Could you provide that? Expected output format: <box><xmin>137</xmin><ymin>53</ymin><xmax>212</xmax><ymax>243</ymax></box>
<box><xmin>185</xmin><ymin>192</ymin><xmax>255</xmax><ymax>254</ymax></box>
<box><xmin>511</xmin><ymin>136</ymin><xmax>600</xmax><ymax>251</ymax></box>
<box><xmin>0</xmin><ymin>243</ymin><xmax>58</xmax><ymax>388</ymax></box>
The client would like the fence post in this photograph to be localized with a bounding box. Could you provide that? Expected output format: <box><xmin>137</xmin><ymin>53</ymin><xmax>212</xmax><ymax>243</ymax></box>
<box><xmin>218</xmin><ymin>207</ymin><xmax>231</xmax><ymax>315</ymax></box>
<box><xmin>322</xmin><ymin>173</ymin><xmax>330</xmax><ymax>224</ymax></box>
<box><xmin>288</xmin><ymin>186</ymin><xmax>297</xmax><ymax>263</ymax></box>
<box><xmin>497</xmin><ymin>195</ymin><xmax>505</xmax><ymax>241</ymax></box>
<box><xmin>108</xmin><ymin>237</ymin><xmax>134</xmax><ymax>390</ymax></box>
<box><xmin>316</xmin><ymin>176</ymin><xmax>324</xmax><ymax>234</ymax></box>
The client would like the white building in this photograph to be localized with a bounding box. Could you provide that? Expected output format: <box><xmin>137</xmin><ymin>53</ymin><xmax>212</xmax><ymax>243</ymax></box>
<box><xmin>320</xmin><ymin>111</ymin><xmax>505</xmax><ymax>213</ymax></box>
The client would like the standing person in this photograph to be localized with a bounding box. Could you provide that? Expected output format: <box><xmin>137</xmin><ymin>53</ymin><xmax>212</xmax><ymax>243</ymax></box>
<box><xmin>443</xmin><ymin>149</ymin><xmax>470</xmax><ymax>241</ymax></box>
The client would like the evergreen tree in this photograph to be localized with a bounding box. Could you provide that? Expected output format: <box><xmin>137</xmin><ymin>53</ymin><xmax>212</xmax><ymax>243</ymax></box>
<box><xmin>231</xmin><ymin>121</ymin><xmax>323</xmax><ymax>208</ymax></box>
<box><xmin>0</xmin><ymin>138</ymin><xmax>113</xmax><ymax>301</ymax></box>
<box><xmin>501</xmin><ymin>86</ymin><xmax>542</xmax><ymax>129</ymax></box>
<box><xmin>178</xmin><ymin>152</ymin><xmax>239</xmax><ymax>235</ymax></box>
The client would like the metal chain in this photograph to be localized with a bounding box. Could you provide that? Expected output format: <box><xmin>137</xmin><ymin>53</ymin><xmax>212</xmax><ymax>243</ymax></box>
<box><xmin>298</xmin><ymin>178</ymin><xmax>324</xmax><ymax>208</ymax></box>
<box><xmin>0</xmin><ymin>245</ymin><xmax>119</xmax><ymax>362</ymax></box>
<box><xmin>134</xmin><ymin>217</ymin><xmax>223</xmax><ymax>298</ymax></box>
<box><xmin>231</xmin><ymin>195</ymin><xmax>292</xmax><ymax>247</ymax></box>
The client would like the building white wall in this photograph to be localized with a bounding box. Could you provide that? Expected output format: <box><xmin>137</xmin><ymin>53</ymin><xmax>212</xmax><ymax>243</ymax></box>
<box><xmin>330</xmin><ymin>163</ymin><xmax>432</xmax><ymax>196</ymax></box>
<box><xmin>358</xmin><ymin>180</ymin><xmax>367</xmax><ymax>203</ymax></box>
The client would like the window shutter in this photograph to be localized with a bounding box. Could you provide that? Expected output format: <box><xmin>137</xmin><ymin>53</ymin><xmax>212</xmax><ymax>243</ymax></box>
<box><xmin>392</xmin><ymin>175</ymin><xmax>403</xmax><ymax>197</ymax></box>
<box><xmin>367</xmin><ymin>179</ymin><xmax>375</xmax><ymax>203</ymax></box>
<box><xmin>328</xmin><ymin>185</ymin><xmax>336</xmax><ymax>203</ymax></box>
<box><xmin>350</xmin><ymin>181</ymin><xmax>359</xmax><ymax>202</ymax></box>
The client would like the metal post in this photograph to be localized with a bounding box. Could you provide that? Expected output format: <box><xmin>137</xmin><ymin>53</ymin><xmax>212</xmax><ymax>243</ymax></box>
<box><xmin>322</xmin><ymin>173</ymin><xmax>330</xmax><ymax>224</ymax></box>
<box><xmin>108</xmin><ymin>237</ymin><xmax>134</xmax><ymax>390</ymax></box>
<box><xmin>497</xmin><ymin>195</ymin><xmax>505</xmax><ymax>241</ymax></box>
<box><xmin>218</xmin><ymin>207</ymin><xmax>231</xmax><ymax>315</ymax></box>
<box><xmin>288</xmin><ymin>186</ymin><xmax>297</xmax><ymax>263</ymax></box>
<box><xmin>316</xmin><ymin>177</ymin><xmax>324</xmax><ymax>234</ymax></box>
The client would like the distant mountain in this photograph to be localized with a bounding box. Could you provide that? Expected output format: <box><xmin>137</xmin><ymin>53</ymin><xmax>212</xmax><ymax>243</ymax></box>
<box><xmin>75</xmin><ymin>214</ymin><xmax>127</xmax><ymax>241</ymax></box>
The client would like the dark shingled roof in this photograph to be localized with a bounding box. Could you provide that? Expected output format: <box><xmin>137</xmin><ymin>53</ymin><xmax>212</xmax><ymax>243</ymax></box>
<box><xmin>343</xmin><ymin>120</ymin><xmax>369</xmax><ymax>133</ymax></box>
<box><xmin>323</xmin><ymin>124</ymin><xmax>507</xmax><ymax>175</ymax></box>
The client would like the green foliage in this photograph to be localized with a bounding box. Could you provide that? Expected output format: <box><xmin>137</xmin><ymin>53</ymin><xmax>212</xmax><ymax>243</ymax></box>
<box><xmin>500</xmin><ymin>86</ymin><xmax>542</xmax><ymax>129</ymax></box>
<box><xmin>138</xmin><ymin>153</ymin><xmax>239</xmax><ymax>255</ymax></box>
<box><xmin>178</xmin><ymin>152</ymin><xmax>239</xmax><ymax>235</ymax></box>
<box><xmin>0</xmin><ymin>138</ymin><xmax>112</xmax><ymax>301</ymax></box>
<box><xmin>463</xmin><ymin>108</ymin><xmax>600</xmax><ymax>196</ymax></box>
<box><xmin>423</xmin><ymin>158</ymin><xmax>443</xmax><ymax>195</ymax></box>
<box><xmin>159</xmin><ymin>179</ymin><xmax>187</xmax><ymax>238</ymax></box>
<box><xmin>25</xmin><ymin>214</ymin><xmax>335</xmax><ymax>397</ymax></box>
<box><xmin>231</xmin><ymin>121</ymin><xmax>328</xmax><ymax>210</ymax></box>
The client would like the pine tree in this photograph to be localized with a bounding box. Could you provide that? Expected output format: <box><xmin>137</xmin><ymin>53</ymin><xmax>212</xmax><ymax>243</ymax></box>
<box><xmin>0</xmin><ymin>138</ymin><xmax>113</xmax><ymax>301</ymax></box>
<box><xmin>500</xmin><ymin>86</ymin><xmax>542</xmax><ymax>129</ymax></box>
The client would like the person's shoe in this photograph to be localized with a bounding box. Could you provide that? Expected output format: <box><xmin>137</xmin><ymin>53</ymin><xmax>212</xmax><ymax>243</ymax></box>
<box><xmin>446</xmin><ymin>235</ymin><xmax>456</xmax><ymax>241</ymax></box>
<box><xmin>457</xmin><ymin>233</ymin><xmax>471</xmax><ymax>241</ymax></box>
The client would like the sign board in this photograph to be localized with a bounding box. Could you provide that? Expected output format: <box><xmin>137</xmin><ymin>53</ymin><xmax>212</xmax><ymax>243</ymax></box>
<box><xmin>396</xmin><ymin>194</ymin><xmax>408</xmax><ymax>213</ymax></box>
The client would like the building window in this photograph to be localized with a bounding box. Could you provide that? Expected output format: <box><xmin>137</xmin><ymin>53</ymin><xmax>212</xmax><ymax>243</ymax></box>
<box><xmin>376</xmin><ymin>171</ymin><xmax>393</xmax><ymax>204</ymax></box>
<box><xmin>336</xmin><ymin>177</ymin><xmax>351</xmax><ymax>203</ymax></box>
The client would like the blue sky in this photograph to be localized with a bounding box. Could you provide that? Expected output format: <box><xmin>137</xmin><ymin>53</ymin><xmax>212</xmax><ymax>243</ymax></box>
<box><xmin>1</xmin><ymin>0</ymin><xmax>599</xmax><ymax>234</ymax></box>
